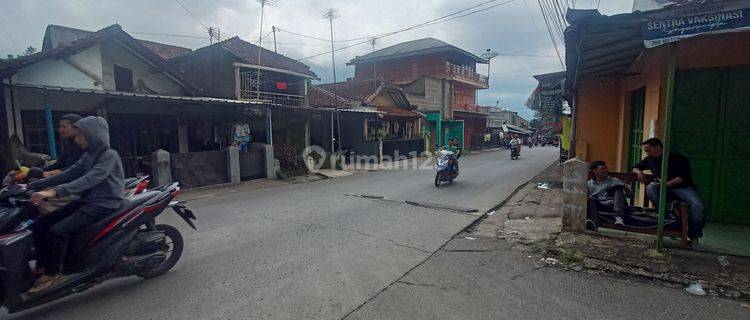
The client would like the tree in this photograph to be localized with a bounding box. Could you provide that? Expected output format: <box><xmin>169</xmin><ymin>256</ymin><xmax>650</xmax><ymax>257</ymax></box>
<box><xmin>23</xmin><ymin>46</ymin><xmax>37</xmax><ymax>56</ymax></box>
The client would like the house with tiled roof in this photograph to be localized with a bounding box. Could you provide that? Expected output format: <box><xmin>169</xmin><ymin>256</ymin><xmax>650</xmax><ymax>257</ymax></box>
<box><xmin>167</xmin><ymin>36</ymin><xmax>317</xmax><ymax>106</ymax></box>
<box><xmin>0</xmin><ymin>24</ymin><xmax>289</xmax><ymax>186</ymax></box>
<box><xmin>312</xmin><ymin>79</ymin><xmax>426</xmax><ymax>159</ymax></box>
<box><xmin>348</xmin><ymin>37</ymin><xmax>490</xmax><ymax>151</ymax></box>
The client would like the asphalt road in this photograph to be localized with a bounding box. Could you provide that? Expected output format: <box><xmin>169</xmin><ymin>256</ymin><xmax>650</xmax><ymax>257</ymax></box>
<box><xmin>4</xmin><ymin>147</ymin><xmax>558</xmax><ymax>319</ymax></box>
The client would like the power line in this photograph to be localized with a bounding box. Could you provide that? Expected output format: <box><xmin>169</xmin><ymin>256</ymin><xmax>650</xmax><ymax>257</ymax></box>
<box><xmin>536</xmin><ymin>0</ymin><xmax>564</xmax><ymax>68</ymax></box>
<box><xmin>282</xmin><ymin>0</ymin><xmax>507</xmax><ymax>44</ymax></box>
<box><xmin>0</xmin><ymin>19</ymin><xmax>18</xmax><ymax>50</ymax></box>
<box><xmin>295</xmin><ymin>0</ymin><xmax>518</xmax><ymax>61</ymax></box>
<box><xmin>174</xmin><ymin>0</ymin><xmax>209</xmax><ymax>29</ymax></box>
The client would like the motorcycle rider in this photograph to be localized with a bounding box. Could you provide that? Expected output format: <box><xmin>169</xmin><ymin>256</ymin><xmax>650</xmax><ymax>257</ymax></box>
<box><xmin>43</xmin><ymin>114</ymin><xmax>84</xmax><ymax>176</ymax></box>
<box><xmin>439</xmin><ymin>138</ymin><xmax>460</xmax><ymax>174</ymax></box>
<box><xmin>510</xmin><ymin>135</ymin><xmax>522</xmax><ymax>156</ymax></box>
<box><xmin>27</xmin><ymin>116</ymin><xmax>124</xmax><ymax>294</ymax></box>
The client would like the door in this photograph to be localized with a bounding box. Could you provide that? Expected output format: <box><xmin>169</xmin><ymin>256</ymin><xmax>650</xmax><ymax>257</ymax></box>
<box><xmin>716</xmin><ymin>68</ymin><xmax>750</xmax><ymax>224</ymax></box>
<box><xmin>672</xmin><ymin>67</ymin><xmax>750</xmax><ymax>224</ymax></box>
<box><xmin>672</xmin><ymin>69</ymin><xmax>723</xmax><ymax>222</ymax></box>
<box><xmin>627</xmin><ymin>88</ymin><xmax>645</xmax><ymax>168</ymax></box>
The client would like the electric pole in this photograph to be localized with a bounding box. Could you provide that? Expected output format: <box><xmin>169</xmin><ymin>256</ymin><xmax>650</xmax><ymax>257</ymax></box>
<box><xmin>272</xmin><ymin>25</ymin><xmax>278</xmax><ymax>53</ymax></box>
<box><xmin>323</xmin><ymin>8</ymin><xmax>342</xmax><ymax>152</ymax></box>
<box><xmin>255</xmin><ymin>0</ymin><xmax>277</xmax><ymax>100</ymax></box>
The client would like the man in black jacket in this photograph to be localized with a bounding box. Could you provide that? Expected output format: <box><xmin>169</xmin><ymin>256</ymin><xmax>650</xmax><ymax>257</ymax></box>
<box><xmin>43</xmin><ymin>114</ymin><xmax>84</xmax><ymax>175</ymax></box>
<box><xmin>27</xmin><ymin>116</ymin><xmax>125</xmax><ymax>293</ymax></box>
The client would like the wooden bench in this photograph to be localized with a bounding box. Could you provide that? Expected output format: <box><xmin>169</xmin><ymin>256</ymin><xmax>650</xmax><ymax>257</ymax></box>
<box><xmin>589</xmin><ymin>172</ymin><xmax>690</xmax><ymax>248</ymax></box>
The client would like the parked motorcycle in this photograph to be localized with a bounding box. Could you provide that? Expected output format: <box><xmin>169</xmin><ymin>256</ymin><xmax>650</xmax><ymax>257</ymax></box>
<box><xmin>434</xmin><ymin>149</ymin><xmax>459</xmax><ymax>187</ymax></box>
<box><xmin>510</xmin><ymin>146</ymin><xmax>520</xmax><ymax>160</ymax></box>
<box><xmin>0</xmin><ymin>181</ymin><xmax>196</xmax><ymax>313</ymax></box>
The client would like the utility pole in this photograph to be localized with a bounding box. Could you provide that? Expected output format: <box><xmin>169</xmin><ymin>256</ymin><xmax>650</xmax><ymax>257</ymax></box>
<box><xmin>255</xmin><ymin>0</ymin><xmax>277</xmax><ymax>100</ymax></box>
<box><xmin>323</xmin><ymin>8</ymin><xmax>341</xmax><ymax>152</ymax></box>
<box><xmin>272</xmin><ymin>25</ymin><xmax>278</xmax><ymax>53</ymax></box>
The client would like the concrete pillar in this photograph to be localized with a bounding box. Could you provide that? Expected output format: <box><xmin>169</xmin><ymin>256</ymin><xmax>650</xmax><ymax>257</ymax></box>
<box><xmin>227</xmin><ymin>145</ymin><xmax>240</xmax><ymax>184</ymax></box>
<box><xmin>562</xmin><ymin>157</ymin><xmax>588</xmax><ymax>231</ymax></box>
<box><xmin>378</xmin><ymin>138</ymin><xmax>383</xmax><ymax>163</ymax></box>
<box><xmin>178</xmin><ymin>124</ymin><xmax>189</xmax><ymax>153</ymax></box>
<box><xmin>151</xmin><ymin>149</ymin><xmax>172</xmax><ymax>187</ymax></box>
<box><xmin>263</xmin><ymin>144</ymin><xmax>276</xmax><ymax>179</ymax></box>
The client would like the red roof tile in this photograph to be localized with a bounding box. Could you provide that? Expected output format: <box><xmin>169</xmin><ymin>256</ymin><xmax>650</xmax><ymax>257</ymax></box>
<box><xmin>138</xmin><ymin>39</ymin><xmax>191</xmax><ymax>60</ymax></box>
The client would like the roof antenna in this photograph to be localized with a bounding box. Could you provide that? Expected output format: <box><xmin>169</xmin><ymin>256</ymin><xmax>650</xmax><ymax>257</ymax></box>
<box><xmin>208</xmin><ymin>26</ymin><xmax>220</xmax><ymax>44</ymax></box>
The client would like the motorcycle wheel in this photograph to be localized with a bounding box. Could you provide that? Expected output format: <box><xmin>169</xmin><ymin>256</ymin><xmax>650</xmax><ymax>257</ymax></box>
<box><xmin>135</xmin><ymin>224</ymin><xmax>184</xmax><ymax>279</ymax></box>
<box><xmin>434</xmin><ymin>172</ymin><xmax>441</xmax><ymax>187</ymax></box>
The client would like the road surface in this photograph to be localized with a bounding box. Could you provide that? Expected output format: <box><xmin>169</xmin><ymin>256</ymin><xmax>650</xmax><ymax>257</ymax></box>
<box><xmin>8</xmin><ymin>147</ymin><xmax>746</xmax><ymax>319</ymax></box>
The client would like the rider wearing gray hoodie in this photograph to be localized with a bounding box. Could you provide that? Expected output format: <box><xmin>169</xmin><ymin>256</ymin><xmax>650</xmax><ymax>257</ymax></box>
<box><xmin>28</xmin><ymin>116</ymin><xmax>124</xmax><ymax>292</ymax></box>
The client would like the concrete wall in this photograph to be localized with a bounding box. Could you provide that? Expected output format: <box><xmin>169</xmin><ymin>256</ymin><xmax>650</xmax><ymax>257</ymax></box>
<box><xmin>100</xmin><ymin>41</ymin><xmax>183</xmax><ymax>95</ymax></box>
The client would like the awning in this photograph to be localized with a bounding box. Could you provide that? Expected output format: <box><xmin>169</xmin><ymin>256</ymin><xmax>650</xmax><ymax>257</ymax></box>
<box><xmin>565</xmin><ymin>10</ymin><xmax>644</xmax><ymax>88</ymax></box>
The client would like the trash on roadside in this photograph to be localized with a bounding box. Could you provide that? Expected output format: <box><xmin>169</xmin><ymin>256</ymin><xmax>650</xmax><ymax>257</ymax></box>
<box><xmin>541</xmin><ymin>257</ymin><xmax>558</xmax><ymax>265</ymax></box>
<box><xmin>536</xmin><ymin>182</ymin><xmax>550</xmax><ymax>190</ymax></box>
<box><xmin>685</xmin><ymin>283</ymin><xmax>707</xmax><ymax>296</ymax></box>
<box><xmin>524</xmin><ymin>217</ymin><xmax>530</xmax><ymax>220</ymax></box>
<box><xmin>464</xmin><ymin>236</ymin><xmax>477</xmax><ymax>240</ymax></box>
<box><xmin>487</xmin><ymin>210</ymin><xmax>495</xmax><ymax>216</ymax></box>
<box><xmin>572</xmin><ymin>266</ymin><xmax>583</xmax><ymax>272</ymax></box>
<box><xmin>718</xmin><ymin>256</ymin><xmax>729</xmax><ymax>268</ymax></box>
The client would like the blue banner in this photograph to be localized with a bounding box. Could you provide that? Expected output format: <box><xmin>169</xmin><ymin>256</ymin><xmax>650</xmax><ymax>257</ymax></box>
<box><xmin>643</xmin><ymin>4</ymin><xmax>750</xmax><ymax>47</ymax></box>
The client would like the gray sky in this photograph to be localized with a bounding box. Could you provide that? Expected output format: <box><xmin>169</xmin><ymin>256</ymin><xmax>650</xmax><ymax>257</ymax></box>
<box><xmin>0</xmin><ymin>0</ymin><xmax>634</xmax><ymax>119</ymax></box>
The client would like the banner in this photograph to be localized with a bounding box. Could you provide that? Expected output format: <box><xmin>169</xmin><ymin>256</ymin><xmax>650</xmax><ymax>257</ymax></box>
<box><xmin>643</xmin><ymin>1</ymin><xmax>750</xmax><ymax>47</ymax></box>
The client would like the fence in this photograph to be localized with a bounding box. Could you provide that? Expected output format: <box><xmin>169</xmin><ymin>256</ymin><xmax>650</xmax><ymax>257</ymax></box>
<box><xmin>239</xmin><ymin>144</ymin><xmax>266</xmax><ymax>180</ymax></box>
<box><xmin>170</xmin><ymin>150</ymin><xmax>229</xmax><ymax>188</ymax></box>
<box><xmin>382</xmin><ymin>139</ymin><xmax>425</xmax><ymax>160</ymax></box>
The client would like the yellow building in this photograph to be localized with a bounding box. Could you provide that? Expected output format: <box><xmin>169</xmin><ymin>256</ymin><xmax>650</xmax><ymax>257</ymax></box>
<box><xmin>565</xmin><ymin>2</ymin><xmax>750</xmax><ymax>253</ymax></box>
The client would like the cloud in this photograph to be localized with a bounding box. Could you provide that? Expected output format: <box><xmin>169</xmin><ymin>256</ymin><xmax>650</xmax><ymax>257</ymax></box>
<box><xmin>0</xmin><ymin>0</ymin><xmax>634</xmax><ymax>119</ymax></box>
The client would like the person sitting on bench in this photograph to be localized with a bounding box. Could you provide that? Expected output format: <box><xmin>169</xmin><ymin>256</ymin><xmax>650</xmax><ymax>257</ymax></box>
<box><xmin>633</xmin><ymin>138</ymin><xmax>706</xmax><ymax>250</ymax></box>
<box><xmin>587</xmin><ymin>160</ymin><xmax>628</xmax><ymax>228</ymax></box>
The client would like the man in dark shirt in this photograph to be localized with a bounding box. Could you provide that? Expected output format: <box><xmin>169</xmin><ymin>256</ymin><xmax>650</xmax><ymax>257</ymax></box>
<box><xmin>44</xmin><ymin>114</ymin><xmax>84</xmax><ymax>175</ymax></box>
<box><xmin>632</xmin><ymin>138</ymin><xmax>706</xmax><ymax>250</ymax></box>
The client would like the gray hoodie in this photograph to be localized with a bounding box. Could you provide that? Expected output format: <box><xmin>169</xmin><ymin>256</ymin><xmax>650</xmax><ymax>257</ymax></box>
<box><xmin>29</xmin><ymin>116</ymin><xmax>125</xmax><ymax>210</ymax></box>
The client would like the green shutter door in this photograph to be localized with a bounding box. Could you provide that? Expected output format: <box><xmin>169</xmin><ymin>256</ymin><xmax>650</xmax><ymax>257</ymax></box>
<box><xmin>628</xmin><ymin>88</ymin><xmax>646</xmax><ymax>169</ymax></box>
<box><xmin>717</xmin><ymin>67</ymin><xmax>750</xmax><ymax>224</ymax></box>
<box><xmin>672</xmin><ymin>69</ymin><xmax>723</xmax><ymax>221</ymax></box>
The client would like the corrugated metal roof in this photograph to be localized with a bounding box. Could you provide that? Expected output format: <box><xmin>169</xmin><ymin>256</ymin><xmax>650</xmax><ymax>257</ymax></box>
<box><xmin>349</xmin><ymin>37</ymin><xmax>486</xmax><ymax>65</ymax></box>
<box><xmin>565</xmin><ymin>9</ymin><xmax>644</xmax><ymax>88</ymax></box>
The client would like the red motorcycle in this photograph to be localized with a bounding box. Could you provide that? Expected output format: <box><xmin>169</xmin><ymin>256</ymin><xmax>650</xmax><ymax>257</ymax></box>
<box><xmin>0</xmin><ymin>181</ymin><xmax>196</xmax><ymax>313</ymax></box>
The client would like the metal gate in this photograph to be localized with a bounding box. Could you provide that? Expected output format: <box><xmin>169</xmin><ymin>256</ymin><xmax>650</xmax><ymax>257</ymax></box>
<box><xmin>239</xmin><ymin>144</ymin><xmax>266</xmax><ymax>180</ymax></box>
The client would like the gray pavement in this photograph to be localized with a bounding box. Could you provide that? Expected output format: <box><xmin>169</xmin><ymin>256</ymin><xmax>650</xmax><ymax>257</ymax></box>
<box><xmin>3</xmin><ymin>147</ymin><xmax>557</xmax><ymax>319</ymax></box>
<box><xmin>9</xmin><ymin>146</ymin><xmax>744</xmax><ymax>319</ymax></box>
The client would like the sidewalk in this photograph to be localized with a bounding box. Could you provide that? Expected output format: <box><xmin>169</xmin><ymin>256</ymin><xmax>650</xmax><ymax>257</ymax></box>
<box><xmin>469</xmin><ymin>162</ymin><xmax>750</xmax><ymax>301</ymax></box>
<box><xmin>344</xmin><ymin>162</ymin><xmax>750</xmax><ymax>319</ymax></box>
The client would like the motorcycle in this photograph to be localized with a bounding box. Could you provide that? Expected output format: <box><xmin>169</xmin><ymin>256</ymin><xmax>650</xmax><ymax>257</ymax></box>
<box><xmin>0</xmin><ymin>181</ymin><xmax>197</xmax><ymax>313</ymax></box>
<box><xmin>434</xmin><ymin>149</ymin><xmax>459</xmax><ymax>187</ymax></box>
<box><xmin>510</xmin><ymin>145</ymin><xmax>520</xmax><ymax>160</ymax></box>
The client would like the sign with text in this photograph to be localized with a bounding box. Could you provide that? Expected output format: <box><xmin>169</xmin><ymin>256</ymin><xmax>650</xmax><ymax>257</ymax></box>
<box><xmin>643</xmin><ymin>1</ymin><xmax>750</xmax><ymax>47</ymax></box>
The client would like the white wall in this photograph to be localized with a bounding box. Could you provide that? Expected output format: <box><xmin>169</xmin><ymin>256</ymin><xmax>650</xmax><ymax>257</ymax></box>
<box><xmin>100</xmin><ymin>40</ymin><xmax>183</xmax><ymax>95</ymax></box>
<box><xmin>13</xmin><ymin>45</ymin><xmax>102</xmax><ymax>89</ymax></box>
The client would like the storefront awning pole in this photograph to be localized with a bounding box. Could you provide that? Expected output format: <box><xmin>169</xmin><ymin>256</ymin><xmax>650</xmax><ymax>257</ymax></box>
<box><xmin>657</xmin><ymin>43</ymin><xmax>678</xmax><ymax>250</ymax></box>
<box><xmin>44</xmin><ymin>103</ymin><xmax>57</xmax><ymax>160</ymax></box>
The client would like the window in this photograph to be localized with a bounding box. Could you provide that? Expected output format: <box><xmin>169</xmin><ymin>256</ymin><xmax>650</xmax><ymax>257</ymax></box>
<box><xmin>114</xmin><ymin>65</ymin><xmax>134</xmax><ymax>92</ymax></box>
